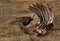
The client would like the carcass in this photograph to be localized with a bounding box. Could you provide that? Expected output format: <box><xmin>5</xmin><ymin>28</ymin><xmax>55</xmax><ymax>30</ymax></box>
<box><xmin>9</xmin><ymin>3</ymin><xmax>54</xmax><ymax>35</ymax></box>
<box><xmin>28</xmin><ymin>3</ymin><xmax>54</xmax><ymax>35</ymax></box>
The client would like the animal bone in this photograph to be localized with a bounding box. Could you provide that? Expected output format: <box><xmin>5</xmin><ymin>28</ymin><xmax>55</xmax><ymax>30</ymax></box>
<box><xmin>9</xmin><ymin>3</ymin><xmax>54</xmax><ymax>35</ymax></box>
<box><xmin>28</xmin><ymin>3</ymin><xmax>54</xmax><ymax>35</ymax></box>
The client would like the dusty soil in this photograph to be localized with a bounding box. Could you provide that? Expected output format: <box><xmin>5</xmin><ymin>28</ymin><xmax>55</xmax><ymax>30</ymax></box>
<box><xmin>0</xmin><ymin>0</ymin><xmax>60</xmax><ymax>41</ymax></box>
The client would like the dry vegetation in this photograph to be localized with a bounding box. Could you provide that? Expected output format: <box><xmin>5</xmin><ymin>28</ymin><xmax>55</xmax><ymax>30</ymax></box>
<box><xmin>0</xmin><ymin>0</ymin><xmax>60</xmax><ymax>41</ymax></box>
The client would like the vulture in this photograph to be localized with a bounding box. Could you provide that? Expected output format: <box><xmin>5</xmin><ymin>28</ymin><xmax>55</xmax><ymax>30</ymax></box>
<box><xmin>28</xmin><ymin>3</ymin><xmax>54</xmax><ymax>35</ymax></box>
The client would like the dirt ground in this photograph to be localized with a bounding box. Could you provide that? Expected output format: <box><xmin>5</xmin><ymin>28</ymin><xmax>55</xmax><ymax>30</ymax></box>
<box><xmin>0</xmin><ymin>0</ymin><xmax>60</xmax><ymax>41</ymax></box>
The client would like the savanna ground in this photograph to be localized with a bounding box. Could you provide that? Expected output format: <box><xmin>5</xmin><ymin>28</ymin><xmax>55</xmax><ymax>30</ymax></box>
<box><xmin>0</xmin><ymin>0</ymin><xmax>60</xmax><ymax>41</ymax></box>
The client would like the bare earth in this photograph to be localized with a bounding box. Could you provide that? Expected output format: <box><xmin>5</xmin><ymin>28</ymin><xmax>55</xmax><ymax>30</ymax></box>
<box><xmin>0</xmin><ymin>0</ymin><xmax>60</xmax><ymax>41</ymax></box>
